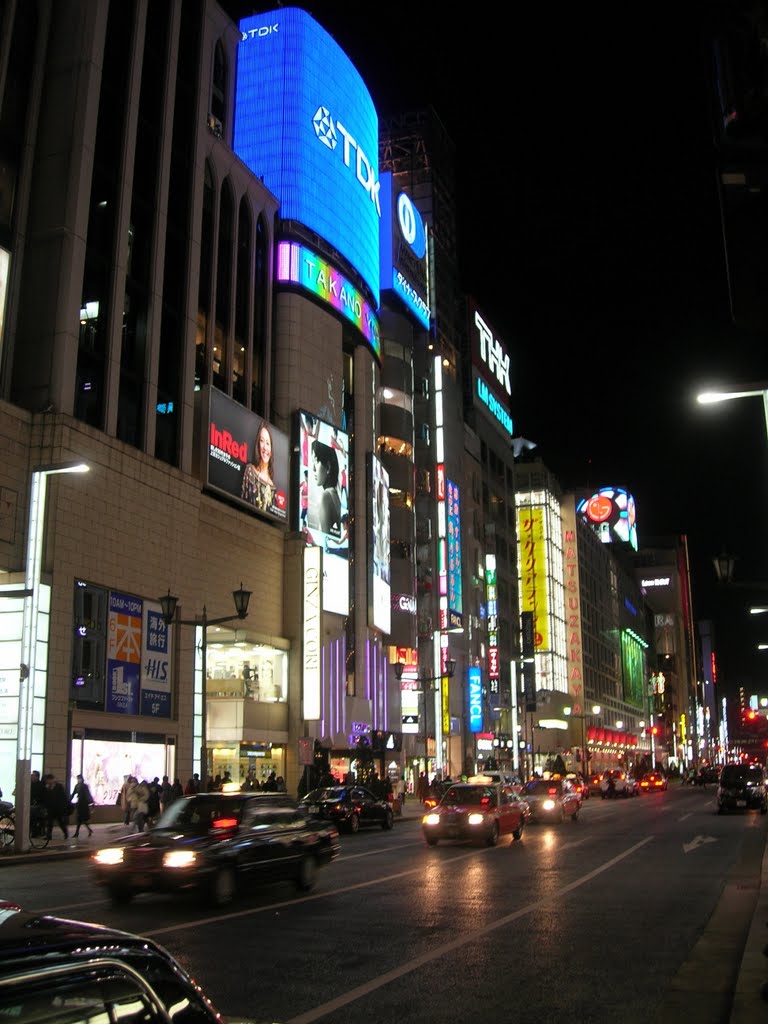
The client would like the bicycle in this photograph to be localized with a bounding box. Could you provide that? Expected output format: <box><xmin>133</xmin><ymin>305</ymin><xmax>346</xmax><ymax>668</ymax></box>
<box><xmin>0</xmin><ymin>802</ymin><xmax>51</xmax><ymax>851</ymax></box>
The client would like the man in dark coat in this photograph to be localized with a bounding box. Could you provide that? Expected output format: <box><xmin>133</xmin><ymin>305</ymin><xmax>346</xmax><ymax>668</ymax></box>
<box><xmin>43</xmin><ymin>773</ymin><xmax>70</xmax><ymax>839</ymax></box>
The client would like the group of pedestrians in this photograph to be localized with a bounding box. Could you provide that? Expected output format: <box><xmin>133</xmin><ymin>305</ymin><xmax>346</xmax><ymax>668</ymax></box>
<box><xmin>26</xmin><ymin>768</ymin><xmax>95</xmax><ymax>841</ymax></box>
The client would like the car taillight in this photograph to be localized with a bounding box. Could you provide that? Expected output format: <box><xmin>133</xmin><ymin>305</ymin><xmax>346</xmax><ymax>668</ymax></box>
<box><xmin>212</xmin><ymin>817</ymin><xmax>238</xmax><ymax>829</ymax></box>
<box><xmin>548</xmin><ymin>788</ymin><xmax>557</xmax><ymax>796</ymax></box>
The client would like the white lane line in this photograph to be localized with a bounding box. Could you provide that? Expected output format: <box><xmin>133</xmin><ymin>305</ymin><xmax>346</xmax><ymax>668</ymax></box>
<box><xmin>284</xmin><ymin>837</ymin><xmax>653</xmax><ymax>1024</ymax></box>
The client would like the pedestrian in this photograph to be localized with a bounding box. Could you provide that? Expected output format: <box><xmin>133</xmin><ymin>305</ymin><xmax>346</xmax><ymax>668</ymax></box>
<box><xmin>160</xmin><ymin>775</ymin><xmax>173</xmax><ymax>812</ymax></box>
<box><xmin>127</xmin><ymin>777</ymin><xmax>150</xmax><ymax>833</ymax></box>
<box><xmin>70</xmin><ymin>773</ymin><xmax>94</xmax><ymax>837</ymax></box>
<box><xmin>147</xmin><ymin>777</ymin><xmax>161</xmax><ymax>824</ymax></box>
<box><xmin>184</xmin><ymin>773</ymin><xmax>200</xmax><ymax>795</ymax></box>
<box><xmin>119</xmin><ymin>775</ymin><xmax>132</xmax><ymax>825</ymax></box>
<box><xmin>171</xmin><ymin>777</ymin><xmax>184</xmax><ymax>802</ymax></box>
<box><xmin>43</xmin><ymin>773</ymin><xmax>70</xmax><ymax>840</ymax></box>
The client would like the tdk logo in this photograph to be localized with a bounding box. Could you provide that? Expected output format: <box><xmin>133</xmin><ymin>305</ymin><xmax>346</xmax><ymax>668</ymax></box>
<box><xmin>312</xmin><ymin>105</ymin><xmax>381</xmax><ymax>216</ymax></box>
<box><xmin>475</xmin><ymin>312</ymin><xmax>511</xmax><ymax>396</ymax></box>
<box><xmin>241</xmin><ymin>23</ymin><xmax>278</xmax><ymax>40</ymax></box>
<box><xmin>397</xmin><ymin>192</ymin><xmax>426</xmax><ymax>259</ymax></box>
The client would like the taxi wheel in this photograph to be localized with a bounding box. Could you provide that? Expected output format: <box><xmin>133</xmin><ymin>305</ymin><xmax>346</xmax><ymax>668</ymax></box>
<box><xmin>426</xmin><ymin>837</ymin><xmax>438</xmax><ymax>846</ymax></box>
<box><xmin>296</xmin><ymin>855</ymin><xmax>318</xmax><ymax>892</ymax></box>
<box><xmin>381</xmin><ymin>809</ymin><xmax>394</xmax><ymax>830</ymax></box>
<box><xmin>512</xmin><ymin>819</ymin><xmax>525</xmax><ymax>841</ymax></box>
<box><xmin>109</xmin><ymin>885</ymin><xmax>134</xmax><ymax>906</ymax></box>
<box><xmin>206</xmin><ymin>865</ymin><xmax>236</xmax><ymax>907</ymax></box>
<box><xmin>486</xmin><ymin>822</ymin><xmax>500</xmax><ymax>847</ymax></box>
<box><xmin>571</xmin><ymin>808</ymin><xmax>579</xmax><ymax>822</ymax></box>
<box><xmin>347</xmin><ymin>813</ymin><xmax>360</xmax><ymax>834</ymax></box>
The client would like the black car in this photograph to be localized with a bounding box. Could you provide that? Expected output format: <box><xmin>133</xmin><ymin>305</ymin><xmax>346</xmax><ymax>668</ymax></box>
<box><xmin>716</xmin><ymin>763</ymin><xmax>768</xmax><ymax>814</ymax></box>
<box><xmin>298</xmin><ymin>785</ymin><xmax>394</xmax><ymax>832</ymax></box>
<box><xmin>0</xmin><ymin>901</ymin><xmax>266</xmax><ymax>1024</ymax></box>
<box><xmin>91</xmin><ymin>791</ymin><xmax>340</xmax><ymax>906</ymax></box>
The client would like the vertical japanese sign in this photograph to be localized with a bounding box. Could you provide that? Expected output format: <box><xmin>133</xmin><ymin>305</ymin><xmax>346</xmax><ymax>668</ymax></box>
<box><xmin>517</xmin><ymin>507</ymin><xmax>550</xmax><ymax>649</ymax></box>
<box><xmin>106</xmin><ymin>591</ymin><xmax>142</xmax><ymax>715</ymax></box>
<box><xmin>140</xmin><ymin>602</ymin><xmax>172</xmax><ymax>718</ymax></box>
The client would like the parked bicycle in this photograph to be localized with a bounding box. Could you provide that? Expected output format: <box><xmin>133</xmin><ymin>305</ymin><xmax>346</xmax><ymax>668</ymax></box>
<box><xmin>0</xmin><ymin>801</ymin><xmax>50</xmax><ymax>850</ymax></box>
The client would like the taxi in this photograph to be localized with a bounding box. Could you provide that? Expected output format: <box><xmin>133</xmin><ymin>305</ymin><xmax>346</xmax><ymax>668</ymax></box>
<box><xmin>422</xmin><ymin>781</ymin><xmax>530</xmax><ymax>846</ymax></box>
<box><xmin>523</xmin><ymin>775</ymin><xmax>581</xmax><ymax>822</ymax></box>
<box><xmin>639</xmin><ymin>770</ymin><xmax>668</xmax><ymax>792</ymax></box>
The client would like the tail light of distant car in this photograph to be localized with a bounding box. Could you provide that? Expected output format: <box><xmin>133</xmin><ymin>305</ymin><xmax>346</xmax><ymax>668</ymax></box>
<box><xmin>423</xmin><ymin>796</ymin><xmax>439</xmax><ymax>809</ymax></box>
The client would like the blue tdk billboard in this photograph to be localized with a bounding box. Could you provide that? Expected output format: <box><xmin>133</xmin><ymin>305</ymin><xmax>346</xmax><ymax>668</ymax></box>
<box><xmin>235</xmin><ymin>7</ymin><xmax>380</xmax><ymax>306</ymax></box>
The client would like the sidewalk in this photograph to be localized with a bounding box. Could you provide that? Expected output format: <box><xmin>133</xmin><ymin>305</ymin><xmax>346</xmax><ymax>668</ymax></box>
<box><xmin>0</xmin><ymin>820</ymin><xmax>131</xmax><ymax>864</ymax></box>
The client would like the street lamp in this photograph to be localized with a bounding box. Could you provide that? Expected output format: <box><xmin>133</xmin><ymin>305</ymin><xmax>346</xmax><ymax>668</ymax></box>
<box><xmin>14</xmin><ymin>461</ymin><xmax>89</xmax><ymax>852</ymax></box>
<box><xmin>159</xmin><ymin>585</ymin><xmax>251</xmax><ymax>786</ymax></box>
<box><xmin>696</xmin><ymin>383</ymin><xmax>768</xmax><ymax>443</ymax></box>
<box><xmin>563</xmin><ymin>703</ymin><xmax>601</xmax><ymax>779</ymax></box>
<box><xmin>393</xmin><ymin>660</ymin><xmax>455</xmax><ymax>774</ymax></box>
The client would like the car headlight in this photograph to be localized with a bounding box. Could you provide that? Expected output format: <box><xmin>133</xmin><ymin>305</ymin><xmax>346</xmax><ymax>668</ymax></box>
<box><xmin>467</xmin><ymin>813</ymin><xmax>485</xmax><ymax>826</ymax></box>
<box><xmin>542</xmin><ymin>799</ymin><xmax>556</xmax><ymax>811</ymax></box>
<box><xmin>92</xmin><ymin>848</ymin><xmax>124</xmax><ymax>866</ymax></box>
<box><xmin>163</xmin><ymin>850</ymin><xmax>198</xmax><ymax>869</ymax></box>
<box><xmin>423</xmin><ymin>813</ymin><xmax>440</xmax><ymax>826</ymax></box>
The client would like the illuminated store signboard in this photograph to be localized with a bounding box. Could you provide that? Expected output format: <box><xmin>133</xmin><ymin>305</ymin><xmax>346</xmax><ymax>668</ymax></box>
<box><xmin>206</xmin><ymin>389</ymin><xmax>289</xmax><ymax>523</ymax></box>
<box><xmin>0</xmin><ymin>247</ymin><xmax>9</xmax><ymax>350</ymax></box>
<box><xmin>561</xmin><ymin>500</ymin><xmax>584</xmax><ymax>710</ymax></box>
<box><xmin>485</xmin><ymin>555</ymin><xmax>499</xmax><ymax>689</ymax></box>
<box><xmin>378</xmin><ymin>172</ymin><xmax>430</xmax><ymax>329</ymax></box>
<box><xmin>447</xmin><ymin>480</ymin><xmax>463</xmax><ymax>629</ymax></box>
<box><xmin>106</xmin><ymin>591</ymin><xmax>171</xmax><ymax>718</ymax></box>
<box><xmin>468</xmin><ymin>303</ymin><xmax>513</xmax><ymax>439</ymax></box>
<box><xmin>297</xmin><ymin>411</ymin><xmax>349</xmax><ymax>616</ymax></box>
<box><xmin>517</xmin><ymin>507</ymin><xmax>550</xmax><ymax>650</ymax></box>
<box><xmin>276</xmin><ymin>241</ymin><xmax>380</xmax><ymax>360</ymax></box>
<box><xmin>303</xmin><ymin>546</ymin><xmax>321</xmax><ymax>720</ymax></box>
<box><xmin>468</xmin><ymin>666</ymin><xmax>483</xmax><ymax>733</ymax></box>
<box><xmin>369</xmin><ymin>453</ymin><xmax>391</xmax><ymax>634</ymax></box>
<box><xmin>235</xmin><ymin>7</ymin><xmax>380</xmax><ymax>304</ymax></box>
<box><xmin>575</xmin><ymin>486</ymin><xmax>638</xmax><ymax>551</ymax></box>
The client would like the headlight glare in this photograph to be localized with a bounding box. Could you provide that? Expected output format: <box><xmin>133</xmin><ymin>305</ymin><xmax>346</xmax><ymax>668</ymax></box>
<box><xmin>92</xmin><ymin>848</ymin><xmax>124</xmax><ymax>866</ymax></box>
<box><xmin>163</xmin><ymin>849</ymin><xmax>197</xmax><ymax>868</ymax></box>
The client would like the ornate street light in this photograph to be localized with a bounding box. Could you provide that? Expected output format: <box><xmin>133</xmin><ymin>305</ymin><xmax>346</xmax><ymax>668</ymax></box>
<box><xmin>159</xmin><ymin>585</ymin><xmax>251</xmax><ymax>785</ymax></box>
<box><xmin>563</xmin><ymin>703</ymin><xmax>601</xmax><ymax>778</ymax></box>
<box><xmin>393</xmin><ymin>660</ymin><xmax>455</xmax><ymax>767</ymax></box>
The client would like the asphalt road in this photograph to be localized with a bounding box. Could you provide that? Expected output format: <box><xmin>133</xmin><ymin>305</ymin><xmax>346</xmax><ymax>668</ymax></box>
<box><xmin>1</xmin><ymin>783</ymin><xmax>767</xmax><ymax>1023</ymax></box>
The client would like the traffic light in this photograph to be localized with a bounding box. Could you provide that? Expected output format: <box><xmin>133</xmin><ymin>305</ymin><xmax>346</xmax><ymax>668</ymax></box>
<box><xmin>650</xmin><ymin>726</ymin><xmax>659</xmax><ymax>736</ymax></box>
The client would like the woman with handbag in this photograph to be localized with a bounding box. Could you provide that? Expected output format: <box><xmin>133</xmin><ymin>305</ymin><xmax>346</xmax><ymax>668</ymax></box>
<box><xmin>70</xmin><ymin>773</ymin><xmax>94</xmax><ymax>837</ymax></box>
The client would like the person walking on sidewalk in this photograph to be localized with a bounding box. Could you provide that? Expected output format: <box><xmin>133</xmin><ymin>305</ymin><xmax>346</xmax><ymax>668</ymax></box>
<box><xmin>43</xmin><ymin>773</ymin><xmax>70</xmax><ymax>840</ymax></box>
<box><xmin>70</xmin><ymin>774</ymin><xmax>94</xmax><ymax>837</ymax></box>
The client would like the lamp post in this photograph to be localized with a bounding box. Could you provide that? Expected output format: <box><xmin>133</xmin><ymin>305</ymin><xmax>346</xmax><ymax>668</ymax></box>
<box><xmin>563</xmin><ymin>704</ymin><xmax>601</xmax><ymax>779</ymax></box>
<box><xmin>394</xmin><ymin>660</ymin><xmax>455</xmax><ymax>777</ymax></box>
<box><xmin>14</xmin><ymin>461</ymin><xmax>89</xmax><ymax>852</ymax></box>
<box><xmin>159</xmin><ymin>585</ymin><xmax>251</xmax><ymax>787</ymax></box>
<box><xmin>696</xmin><ymin>383</ymin><xmax>768</xmax><ymax>442</ymax></box>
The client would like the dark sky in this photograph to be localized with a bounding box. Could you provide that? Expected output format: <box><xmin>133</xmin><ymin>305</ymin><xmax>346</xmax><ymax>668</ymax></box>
<box><xmin>233</xmin><ymin>2</ymin><xmax>768</xmax><ymax>698</ymax></box>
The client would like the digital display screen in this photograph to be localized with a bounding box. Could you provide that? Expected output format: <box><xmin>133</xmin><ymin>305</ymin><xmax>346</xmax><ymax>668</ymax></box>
<box><xmin>370</xmin><ymin>454</ymin><xmax>391</xmax><ymax>634</ymax></box>
<box><xmin>235</xmin><ymin>7</ymin><xmax>380</xmax><ymax>304</ymax></box>
<box><xmin>298</xmin><ymin>411</ymin><xmax>349</xmax><ymax>616</ymax></box>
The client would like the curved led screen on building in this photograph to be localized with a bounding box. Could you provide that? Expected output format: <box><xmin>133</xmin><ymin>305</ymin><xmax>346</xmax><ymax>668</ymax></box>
<box><xmin>235</xmin><ymin>7</ymin><xmax>380</xmax><ymax>306</ymax></box>
<box><xmin>576</xmin><ymin>486</ymin><xmax>638</xmax><ymax>551</ymax></box>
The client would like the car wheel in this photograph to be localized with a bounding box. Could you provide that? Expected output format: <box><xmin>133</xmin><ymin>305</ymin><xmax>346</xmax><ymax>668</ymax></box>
<box><xmin>109</xmin><ymin>885</ymin><xmax>134</xmax><ymax>906</ymax></box>
<box><xmin>486</xmin><ymin>822</ymin><xmax>500</xmax><ymax>847</ymax></box>
<box><xmin>571</xmin><ymin>808</ymin><xmax>579</xmax><ymax>821</ymax></box>
<box><xmin>512</xmin><ymin>819</ymin><xmax>525</xmax><ymax>841</ymax></box>
<box><xmin>717</xmin><ymin>804</ymin><xmax>725</xmax><ymax>814</ymax></box>
<box><xmin>206</xmin><ymin>865</ymin><xmax>236</xmax><ymax>907</ymax></box>
<box><xmin>425</xmin><ymin>837</ymin><xmax>438</xmax><ymax>846</ymax></box>
<box><xmin>601</xmin><ymin>793</ymin><xmax>606</xmax><ymax>799</ymax></box>
<box><xmin>347</xmin><ymin>813</ymin><xmax>360</xmax><ymax>834</ymax></box>
<box><xmin>761</xmin><ymin>804</ymin><xmax>767</xmax><ymax>816</ymax></box>
<box><xmin>296</xmin><ymin>855</ymin><xmax>318</xmax><ymax>892</ymax></box>
<box><xmin>381</xmin><ymin>809</ymin><xmax>394</xmax><ymax>830</ymax></box>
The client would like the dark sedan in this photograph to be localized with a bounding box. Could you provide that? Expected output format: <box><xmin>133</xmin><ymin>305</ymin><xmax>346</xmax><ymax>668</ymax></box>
<box><xmin>0</xmin><ymin>901</ymin><xmax>264</xmax><ymax>1024</ymax></box>
<box><xmin>523</xmin><ymin>778</ymin><xmax>581</xmax><ymax>822</ymax></box>
<box><xmin>91</xmin><ymin>792</ymin><xmax>340</xmax><ymax>906</ymax></box>
<box><xmin>298</xmin><ymin>784</ymin><xmax>394</xmax><ymax>832</ymax></box>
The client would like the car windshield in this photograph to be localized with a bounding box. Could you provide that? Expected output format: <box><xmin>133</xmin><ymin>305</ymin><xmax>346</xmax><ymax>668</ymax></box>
<box><xmin>304</xmin><ymin>788</ymin><xmax>346</xmax><ymax>801</ymax></box>
<box><xmin>442</xmin><ymin>786</ymin><xmax>491</xmax><ymax>804</ymax></box>
<box><xmin>721</xmin><ymin>767</ymin><xmax>764</xmax><ymax>785</ymax></box>
<box><xmin>156</xmin><ymin>796</ymin><xmax>245</xmax><ymax>829</ymax></box>
<box><xmin>526</xmin><ymin>781</ymin><xmax>562</xmax><ymax>796</ymax></box>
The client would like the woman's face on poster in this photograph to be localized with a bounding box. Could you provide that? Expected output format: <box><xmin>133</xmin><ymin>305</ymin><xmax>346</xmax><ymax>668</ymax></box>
<box><xmin>258</xmin><ymin>427</ymin><xmax>272</xmax><ymax>465</ymax></box>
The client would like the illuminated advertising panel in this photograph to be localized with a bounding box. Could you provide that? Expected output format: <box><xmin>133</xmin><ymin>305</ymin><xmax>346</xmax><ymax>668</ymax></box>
<box><xmin>298</xmin><ymin>411</ymin><xmax>349</xmax><ymax>616</ymax></box>
<box><xmin>468</xmin><ymin>666</ymin><xmax>483</xmax><ymax>733</ymax></box>
<box><xmin>276</xmin><ymin>241</ymin><xmax>380</xmax><ymax>359</ymax></box>
<box><xmin>369</xmin><ymin>454</ymin><xmax>391</xmax><ymax>634</ymax></box>
<box><xmin>235</xmin><ymin>7</ymin><xmax>380</xmax><ymax>304</ymax></box>
<box><xmin>575</xmin><ymin>486</ymin><xmax>638</xmax><ymax>551</ymax></box>
<box><xmin>447</xmin><ymin>480</ymin><xmax>463</xmax><ymax>629</ymax></box>
<box><xmin>485</xmin><ymin>555</ymin><xmax>499</xmax><ymax>691</ymax></box>
<box><xmin>0</xmin><ymin>247</ymin><xmax>9</xmax><ymax>351</ymax></box>
<box><xmin>106</xmin><ymin>591</ymin><xmax>171</xmax><ymax>719</ymax></box>
<box><xmin>469</xmin><ymin>303</ymin><xmax>513</xmax><ymax>439</ymax></box>
<box><xmin>517</xmin><ymin>507</ymin><xmax>550</xmax><ymax>650</ymax></box>
<box><xmin>561</xmin><ymin>500</ymin><xmax>584</xmax><ymax>710</ymax></box>
<box><xmin>303</xmin><ymin>546</ymin><xmax>321</xmax><ymax>720</ymax></box>
<box><xmin>206</xmin><ymin>388</ymin><xmax>289</xmax><ymax>523</ymax></box>
<box><xmin>378</xmin><ymin>172</ymin><xmax>430</xmax><ymax>329</ymax></box>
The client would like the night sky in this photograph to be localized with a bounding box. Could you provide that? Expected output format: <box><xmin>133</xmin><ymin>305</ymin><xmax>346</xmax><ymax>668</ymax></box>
<box><xmin>230</xmin><ymin>2</ymin><xmax>768</xmax><ymax>700</ymax></box>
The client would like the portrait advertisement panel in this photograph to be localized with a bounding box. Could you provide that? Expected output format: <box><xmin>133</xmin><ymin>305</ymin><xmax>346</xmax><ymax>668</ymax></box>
<box><xmin>369</xmin><ymin>453</ymin><xmax>391</xmax><ymax>634</ymax></box>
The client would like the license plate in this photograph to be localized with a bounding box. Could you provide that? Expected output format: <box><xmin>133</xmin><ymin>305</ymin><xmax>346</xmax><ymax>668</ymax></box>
<box><xmin>308</xmin><ymin>805</ymin><xmax>318</xmax><ymax>814</ymax></box>
<box><xmin>130</xmin><ymin>874</ymin><xmax>151</xmax><ymax>887</ymax></box>
<box><xmin>737</xmin><ymin>800</ymin><xmax>746</xmax><ymax>807</ymax></box>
